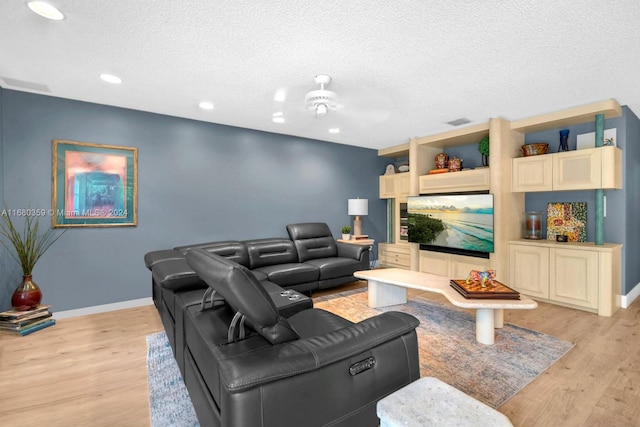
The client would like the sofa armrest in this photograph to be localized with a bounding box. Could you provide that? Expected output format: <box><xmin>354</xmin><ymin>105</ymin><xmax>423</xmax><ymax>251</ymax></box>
<box><xmin>219</xmin><ymin>311</ymin><xmax>419</xmax><ymax>393</ymax></box>
<box><xmin>336</xmin><ymin>241</ymin><xmax>366</xmax><ymax>260</ymax></box>
<box><xmin>337</xmin><ymin>242</ymin><xmax>370</xmax><ymax>270</ymax></box>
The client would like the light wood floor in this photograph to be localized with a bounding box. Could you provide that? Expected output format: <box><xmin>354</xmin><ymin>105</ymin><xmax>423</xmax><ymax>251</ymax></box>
<box><xmin>2</xmin><ymin>283</ymin><xmax>639</xmax><ymax>426</ymax></box>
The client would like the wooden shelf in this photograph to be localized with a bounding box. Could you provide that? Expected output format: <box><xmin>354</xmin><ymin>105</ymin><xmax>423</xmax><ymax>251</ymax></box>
<box><xmin>511</xmin><ymin>100</ymin><xmax>622</xmax><ymax>134</ymax></box>
<box><xmin>414</xmin><ymin>122</ymin><xmax>490</xmax><ymax>149</ymax></box>
<box><xmin>378</xmin><ymin>143</ymin><xmax>410</xmax><ymax>158</ymax></box>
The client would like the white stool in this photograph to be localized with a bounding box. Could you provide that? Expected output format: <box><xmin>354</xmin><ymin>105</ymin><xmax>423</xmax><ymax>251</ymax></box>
<box><xmin>377</xmin><ymin>377</ymin><xmax>513</xmax><ymax>426</ymax></box>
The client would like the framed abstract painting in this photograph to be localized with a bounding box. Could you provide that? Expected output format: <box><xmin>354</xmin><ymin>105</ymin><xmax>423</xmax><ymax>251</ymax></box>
<box><xmin>546</xmin><ymin>202</ymin><xmax>586</xmax><ymax>242</ymax></box>
<box><xmin>52</xmin><ymin>140</ymin><xmax>138</xmax><ymax>227</ymax></box>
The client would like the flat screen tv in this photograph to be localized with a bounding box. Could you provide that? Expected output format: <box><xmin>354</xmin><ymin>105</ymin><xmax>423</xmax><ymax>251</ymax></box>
<box><xmin>407</xmin><ymin>193</ymin><xmax>494</xmax><ymax>259</ymax></box>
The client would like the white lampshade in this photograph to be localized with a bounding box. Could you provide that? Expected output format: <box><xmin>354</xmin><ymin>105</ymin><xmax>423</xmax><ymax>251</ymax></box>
<box><xmin>348</xmin><ymin>198</ymin><xmax>368</xmax><ymax>216</ymax></box>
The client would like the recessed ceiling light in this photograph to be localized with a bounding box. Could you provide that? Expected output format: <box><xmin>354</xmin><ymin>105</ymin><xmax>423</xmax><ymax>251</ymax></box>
<box><xmin>100</xmin><ymin>74</ymin><xmax>122</xmax><ymax>84</ymax></box>
<box><xmin>272</xmin><ymin>112</ymin><xmax>285</xmax><ymax>123</ymax></box>
<box><xmin>27</xmin><ymin>1</ymin><xmax>65</xmax><ymax>21</ymax></box>
<box><xmin>329</xmin><ymin>128</ymin><xmax>340</xmax><ymax>134</ymax></box>
<box><xmin>199</xmin><ymin>101</ymin><xmax>214</xmax><ymax>110</ymax></box>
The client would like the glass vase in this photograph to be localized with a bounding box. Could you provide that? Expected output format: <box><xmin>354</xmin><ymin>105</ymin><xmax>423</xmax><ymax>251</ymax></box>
<box><xmin>11</xmin><ymin>275</ymin><xmax>43</xmax><ymax>311</ymax></box>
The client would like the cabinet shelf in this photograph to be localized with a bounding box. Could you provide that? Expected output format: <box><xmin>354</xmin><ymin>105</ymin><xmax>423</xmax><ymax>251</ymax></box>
<box><xmin>512</xmin><ymin>146</ymin><xmax>622</xmax><ymax>192</ymax></box>
<box><xmin>414</xmin><ymin>122</ymin><xmax>489</xmax><ymax>149</ymax></box>
<box><xmin>509</xmin><ymin>239</ymin><xmax>621</xmax><ymax>316</ymax></box>
<box><xmin>419</xmin><ymin>168</ymin><xmax>490</xmax><ymax>194</ymax></box>
<box><xmin>511</xmin><ymin>99</ymin><xmax>622</xmax><ymax>134</ymax></box>
<box><xmin>379</xmin><ymin>173</ymin><xmax>410</xmax><ymax>198</ymax></box>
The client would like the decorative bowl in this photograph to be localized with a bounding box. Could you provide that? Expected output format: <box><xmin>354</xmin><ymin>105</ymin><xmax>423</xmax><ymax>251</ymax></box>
<box><xmin>521</xmin><ymin>143</ymin><xmax>549</xmax><ymax>156</ymax></box>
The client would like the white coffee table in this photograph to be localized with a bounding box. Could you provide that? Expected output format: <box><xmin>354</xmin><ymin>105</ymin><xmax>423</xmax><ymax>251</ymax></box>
<box><xmin>354</xmin><ymin>268</ymin><xmax>537</xmax><ymax>345</ymax></box>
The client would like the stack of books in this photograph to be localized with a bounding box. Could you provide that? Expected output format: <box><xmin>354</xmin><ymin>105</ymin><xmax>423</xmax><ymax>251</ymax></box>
<box><xmin>0</xmin><ymin>305</ymin><xmax>56</xmax><ymax>336</ymax></box>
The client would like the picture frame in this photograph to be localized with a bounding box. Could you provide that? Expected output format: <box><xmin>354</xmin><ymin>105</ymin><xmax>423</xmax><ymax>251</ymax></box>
<box><xmin>51</xmin><ymin>140</ymin><xmax>138</xmax><ymax>227</ymax></box>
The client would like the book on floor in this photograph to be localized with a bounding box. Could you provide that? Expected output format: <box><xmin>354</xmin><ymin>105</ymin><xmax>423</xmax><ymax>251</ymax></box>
<box><xmin>0</xmin><ymin>304</ymin><xmax>51</xmax><ymax>320</ymax></box>
<box><xmin>0</xmin><ymin>317</ymin><xmax>56</xmax><ymax>336</ymax></box>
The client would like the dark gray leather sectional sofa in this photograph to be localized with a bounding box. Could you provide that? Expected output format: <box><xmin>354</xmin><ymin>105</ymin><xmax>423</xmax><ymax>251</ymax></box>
<box><xmin>144</xmin><ymin>223</ymin><xmax>421</xmax><ymax>426</ymax></box>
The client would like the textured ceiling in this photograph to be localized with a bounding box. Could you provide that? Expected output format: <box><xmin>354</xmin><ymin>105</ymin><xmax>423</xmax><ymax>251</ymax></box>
<box><xmin>1</xmin><ymin>1</ymin><xmax>639</xmax><ymax>150</ymax></box>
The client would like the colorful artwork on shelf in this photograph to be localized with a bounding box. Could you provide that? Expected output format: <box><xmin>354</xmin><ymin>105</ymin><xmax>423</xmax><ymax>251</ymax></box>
<box><xmin>546</xmin><ymin>202</ymin><xmax>587</xmax><ymax>242</ymax></box>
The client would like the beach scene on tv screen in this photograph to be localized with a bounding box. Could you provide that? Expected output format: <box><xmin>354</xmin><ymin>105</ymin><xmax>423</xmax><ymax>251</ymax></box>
<box><xmin>408</xmin><ymin>194</ymin><xmax>494</xmax><ymax>253</ymax></box>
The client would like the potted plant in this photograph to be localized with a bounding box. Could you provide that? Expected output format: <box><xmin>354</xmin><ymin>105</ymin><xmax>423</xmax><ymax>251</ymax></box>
<box><xmin>0</xmin><ymin>210</ymin><xmax>66</xmax><ymax>311</ymax></box>
<box><xmin>478</xmin><ymin>137</ymin><xmax>490</xmax><ymax>167</ymax></box>
<box><xmin>341</xmin><ymin>225</ymin><xmax>351</xmax><ymax>241</ymax></box>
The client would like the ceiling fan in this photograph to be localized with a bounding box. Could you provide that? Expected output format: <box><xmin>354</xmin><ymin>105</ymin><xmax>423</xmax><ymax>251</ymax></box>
<box><xmin>304</xmin><ymin>74</ymin><xmax>341</xmax><ymax>117</ymax></box>
<box><xmin>271</xmin><ymin>74</ymin><xmax>392</xmax><ymax>126</ymax></box>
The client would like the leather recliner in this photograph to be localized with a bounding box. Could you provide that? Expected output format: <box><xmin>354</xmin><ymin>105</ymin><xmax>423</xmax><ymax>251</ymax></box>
<box><xmin>182</xmin><ymin>249</ymin><xmax>421</xmax><ymax>427</ymax></box>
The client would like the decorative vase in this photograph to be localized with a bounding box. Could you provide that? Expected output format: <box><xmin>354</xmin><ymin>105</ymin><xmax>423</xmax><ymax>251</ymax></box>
<box><xmin>435</xmin><ymin>152</ymin><xmax>449</xmax><ymax>169</ymax></box>
<box><xmin>559</xmin><ymin>129</ymin><xmax>570</xmax><ymax>152</ymax></box>
<box><xmin>524</xmin><ymin>212</ymin><xmax>543</xmax><ymax>240</ymax></box>
<box><xmin>448</xmin><ymin>157</ymin><xmax>462</xmax><ymax>172</ymax></box>
<box><xmin>11</xmin><ymin>275</ymin><xmax>42</xmax><ymax>311</ymax></box>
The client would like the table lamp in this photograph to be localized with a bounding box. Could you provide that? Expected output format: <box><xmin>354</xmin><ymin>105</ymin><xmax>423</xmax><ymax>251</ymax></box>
<box><xmin>348</xmin><ymin>198</ymin><xmax>368</xmax><ymax>239</ymax></box>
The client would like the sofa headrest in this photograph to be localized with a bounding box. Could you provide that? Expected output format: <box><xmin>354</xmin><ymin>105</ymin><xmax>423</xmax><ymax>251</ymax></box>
<box><xmin>244</xmin><ymin>238</ymin><xmax>298</xmax><ymax>269</ymax></box>
<box><xmin>175</xmin><ymin>240</ymin><xmax>250</xmax><ymax>267</ymax></box>
<box><xmin>186</xmin><ymin>249</ymin><xmax>298</xmax><ymax>345</ymax></box>
<box><xmin>286</xmin><ymin>223</ymin><xmax>337</xmax><ymax>262</ymax></box>
<box><xmin>286</xmin><ymin>222</ymin><xmax>332</xmax><ymax>240</ymax></box>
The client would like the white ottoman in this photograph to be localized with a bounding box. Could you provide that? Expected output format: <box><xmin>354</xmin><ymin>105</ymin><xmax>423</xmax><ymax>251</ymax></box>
<box><xmin>377</xmin><ymin>377</ymin><xmax>513</xmax><ymax>426</ymax></box>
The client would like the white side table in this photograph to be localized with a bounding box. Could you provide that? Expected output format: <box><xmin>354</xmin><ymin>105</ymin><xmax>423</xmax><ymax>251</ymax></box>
<box><xmin>377</xmin><ymin>377</ymin><xmax>513</xmax><ymax>426</ymax></box>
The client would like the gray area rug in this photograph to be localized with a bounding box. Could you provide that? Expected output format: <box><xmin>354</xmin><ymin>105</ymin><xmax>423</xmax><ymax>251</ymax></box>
<box><xmin>147</xmin><ymin>332</ymin><xmax>199</xmax><ymax>427</ymax></box>
<box><xmin>315</xmin><ymin>289</ymin><xmax>575</xmax><ymax>408</ymax></box>
<box><xmin>146</xmin><ymin>288</ymin><xmax>574</xmax><ymax>425</ymax></box>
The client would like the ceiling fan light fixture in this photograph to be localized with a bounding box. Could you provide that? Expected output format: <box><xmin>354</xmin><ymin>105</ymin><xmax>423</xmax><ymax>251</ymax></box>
<box><xmin>305</xmin><ymin>74</ymin><xmax>340</xmax><ymax>118</ymax></box>
<box><xmin>27</xmin><ymin>1</ymin><xmax>65</xmax><ymax>20</ymax></box>
<box><xmin>316</xmin><ymin>103</ymin><xmax>328</xmax><ymax>116</ymax></box>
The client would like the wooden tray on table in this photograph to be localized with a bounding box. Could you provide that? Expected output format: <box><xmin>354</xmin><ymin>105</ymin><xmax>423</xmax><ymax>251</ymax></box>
<box><xmin>449</xmin><ymin>279</ymin><xmax>520</xmax><ymax>300</ymax></box>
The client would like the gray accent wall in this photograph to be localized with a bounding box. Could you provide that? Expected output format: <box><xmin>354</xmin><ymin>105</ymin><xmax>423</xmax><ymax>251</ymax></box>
<box><xmin>623</xmin><ymin>107</ymin><xmax>640</xmax><ymax>297</ymax></box>
<box><xmin>0</xmin><ymin>90</ymin><xmax>388</xmax><ymax>311</ymax></box>
<box><xmin>0</xmin><ymin>87</ymin><xmax>10</xmax><ymax>308</ymax></box>
<box><xmin>523</xmin><ymin>107</ymin><xmax>640</xmax><ymax>295</ymax></box>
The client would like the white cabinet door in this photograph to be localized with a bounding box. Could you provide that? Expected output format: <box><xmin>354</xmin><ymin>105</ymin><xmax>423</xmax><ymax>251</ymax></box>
<box><xmin>379</xmin><ymin>174</ymin><xmax>410</xmax><ymax>198</ymax></box>
<box><xmin>509</xmin><ymin>244</ymin><xmax>549</xmax><ymax>298</ymax></box>
<box><xmin>550</xmin><ymin>248</ymin><xmax>598</xmax><ymax>309</ymax></box>
<box><xmin>552</xmin><ymin>149</ymin><xmax>601</xmax><ymax>190</ymax></box>
<box><xmin>512</xmin><ymin>156</ymin><xmax>552</xmax><ymax>192</ymax></box>
<box><xmin>419</xmin><ymin>251</ymin><xmax>450</xmax><ymax>276</ymax></box>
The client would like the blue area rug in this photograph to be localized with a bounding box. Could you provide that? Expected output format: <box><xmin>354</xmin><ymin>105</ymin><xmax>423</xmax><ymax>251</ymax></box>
<box><xmin>315</xmin><ymin>289</ymin><xmax>575</xmax><ymax>408</ymax></box>
<box><xmin>146</xmin><ymin>332</ymin><xmax>199</xmax><ymax>427</ymax></box>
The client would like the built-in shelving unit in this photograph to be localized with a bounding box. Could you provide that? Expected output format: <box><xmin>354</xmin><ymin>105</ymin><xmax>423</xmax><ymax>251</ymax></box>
<box><xmin>378</xmin><ymin>99</ymin><xmax>624</xmax><ymax>316</ymax></box>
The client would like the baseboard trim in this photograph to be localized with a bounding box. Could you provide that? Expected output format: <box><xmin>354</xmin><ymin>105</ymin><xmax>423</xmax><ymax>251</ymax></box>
<box><xmin>54</xmin><ymin>297</ymin><xmax>153</xmax><ymax>319</ymax></box>
<box><xmin>622</xmin><ymin>282</ymin><xmax>640</xmax><ymax>309</ymax></box>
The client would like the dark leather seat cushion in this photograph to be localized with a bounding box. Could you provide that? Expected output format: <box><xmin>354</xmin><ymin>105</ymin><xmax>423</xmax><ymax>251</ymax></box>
<box><xmin>252</xmin><ymin>263</ymin><xmax>319</xmax><ymax>286</ymax></box>
<box><xmin>288</xmin><ymin>308</ymin><xmax>353</xmax><ymax>338</ymax></box>
<box><xmin>304</xmin><ymin>257</ymin><xmax>362</xmax><ymax>280</ymax></box>
<box><xmin>152</xmin><ymin>258</ymin><xmax>205</xmax><ymax>291</ymax></box>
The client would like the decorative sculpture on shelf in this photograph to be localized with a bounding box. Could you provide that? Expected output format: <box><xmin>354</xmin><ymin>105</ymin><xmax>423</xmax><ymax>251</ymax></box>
<box><xmin>466</xmin><ymin>269</ymin><xmax>497</xmax><ymax>288</ymax></box>
<box><xmin>559</xmin><ymin>129</ymin><xmax>570</xmax><ymax>151</ymax></box>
